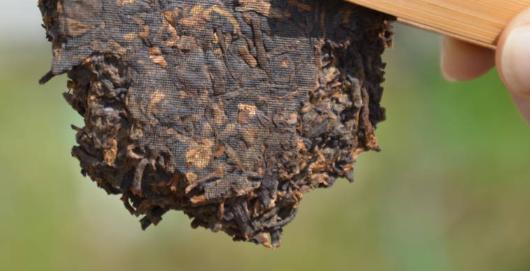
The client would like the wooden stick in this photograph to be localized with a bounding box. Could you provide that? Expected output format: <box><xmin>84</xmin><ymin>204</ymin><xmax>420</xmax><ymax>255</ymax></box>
<box><xmin>345</xmin><ymin>0</ymin><xmax>530</xmax><ymax>48</ymax></box>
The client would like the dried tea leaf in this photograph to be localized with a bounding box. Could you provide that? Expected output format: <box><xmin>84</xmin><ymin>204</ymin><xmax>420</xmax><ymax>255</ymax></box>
<box><xmin>39</xmin><ymin>0</ymin><xmax>393</xmax><ymax>247</ymax></box>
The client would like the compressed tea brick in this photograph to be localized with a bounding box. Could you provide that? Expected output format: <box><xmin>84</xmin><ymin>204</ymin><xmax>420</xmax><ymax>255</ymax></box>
<box><xmin>39</xmin><ymin>0</ymin><xmax>393</xmax><ymax>247</ymax></box>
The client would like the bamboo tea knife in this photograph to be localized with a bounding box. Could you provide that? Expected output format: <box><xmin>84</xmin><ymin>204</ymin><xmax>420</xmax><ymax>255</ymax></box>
<box><xmin>345</xmin><ymin>0</ymin><xmax>530</xmax><ymax>48</ymax></box>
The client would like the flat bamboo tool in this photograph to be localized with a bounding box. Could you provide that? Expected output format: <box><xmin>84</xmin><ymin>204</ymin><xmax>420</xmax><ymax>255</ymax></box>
<box><xmin>345</xmin><ymin>0</ymin><xmax>530</xmax><ymax>48</ymax></box>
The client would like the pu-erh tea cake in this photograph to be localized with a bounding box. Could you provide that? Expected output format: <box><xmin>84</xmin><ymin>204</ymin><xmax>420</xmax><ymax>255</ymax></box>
<box><xmin>39</xmin><ymin>0</ymin><xmax>393</xmax><ymax>247</ymax></box>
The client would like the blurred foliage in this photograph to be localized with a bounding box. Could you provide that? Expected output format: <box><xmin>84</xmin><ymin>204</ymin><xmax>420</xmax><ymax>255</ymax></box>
<box><xmin>1</xmin><ymin>24</ymin><xmax>530</xmax><ymax>271</ymax></box>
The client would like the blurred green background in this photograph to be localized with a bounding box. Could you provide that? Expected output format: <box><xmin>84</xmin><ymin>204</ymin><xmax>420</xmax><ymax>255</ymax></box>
<box><xmin>2</xmin><ymin>5</ymin><xmax>530</xmax><ymax>271</ymax></box>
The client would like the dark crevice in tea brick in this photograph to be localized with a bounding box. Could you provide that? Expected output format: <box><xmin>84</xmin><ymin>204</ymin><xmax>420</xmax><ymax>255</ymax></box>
<box><xmin>39</xmin><ymin>0</ymin><xmax>393</xmax><ymax>247</ymax></box>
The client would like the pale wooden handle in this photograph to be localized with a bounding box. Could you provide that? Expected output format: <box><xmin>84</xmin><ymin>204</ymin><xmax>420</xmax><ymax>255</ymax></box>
<box><xmin>345</xmin><ymin>0</ymin><xmax>530</xmax><ymax>48</ymax></box>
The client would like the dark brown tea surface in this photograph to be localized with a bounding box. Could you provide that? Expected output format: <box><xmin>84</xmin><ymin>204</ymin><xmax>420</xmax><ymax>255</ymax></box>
<box><xmin>39</xmin><ymin>0</ymin><xmax>393</xmax><ymax>247</ymax></box>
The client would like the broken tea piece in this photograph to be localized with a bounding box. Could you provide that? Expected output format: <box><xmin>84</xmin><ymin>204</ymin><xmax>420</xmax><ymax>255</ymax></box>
<box><xmin>39</xmin><ymin>0</ymin><xmax>393</xmax><ymax>247</ymax></box>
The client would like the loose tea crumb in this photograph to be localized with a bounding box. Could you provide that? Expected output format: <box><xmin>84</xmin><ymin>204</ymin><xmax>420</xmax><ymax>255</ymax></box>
<box><xmin>39</xmin><ymin>0</ymin><xmax>393</xmax><ymax>247</ymax></box>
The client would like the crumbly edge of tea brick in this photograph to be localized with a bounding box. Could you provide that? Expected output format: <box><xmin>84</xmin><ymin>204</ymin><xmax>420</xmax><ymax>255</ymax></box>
<box><xmin>39</xmin><ymin>0</ymin><xmax>393</xmax><ymax>247</ymax></box>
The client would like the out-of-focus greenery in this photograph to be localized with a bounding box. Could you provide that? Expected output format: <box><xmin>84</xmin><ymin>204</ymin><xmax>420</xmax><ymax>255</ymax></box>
<box><xmin>1</xmin><ymin>25</ymin><xmax>530</xmax><ymax>271</ymax></box>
